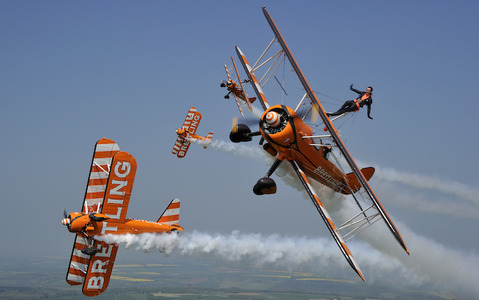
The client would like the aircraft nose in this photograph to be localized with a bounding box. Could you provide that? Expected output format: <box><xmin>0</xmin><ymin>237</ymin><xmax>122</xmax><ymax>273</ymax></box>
<box><xmin>61</xmin><ymin>218</ymin><xmax>70</xmax><ymax>226</ymax></box>
<box><xmin>265</xmin><ymin>111</ymin><xmax>281</xmax><ymax>127</ymax></box>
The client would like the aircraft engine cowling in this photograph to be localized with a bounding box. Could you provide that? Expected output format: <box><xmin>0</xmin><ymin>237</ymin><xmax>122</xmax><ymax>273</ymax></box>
<box><xmin>68</xmin><ymin>216</ymin><xmax>90</xmax><ymax>233</ymax></box>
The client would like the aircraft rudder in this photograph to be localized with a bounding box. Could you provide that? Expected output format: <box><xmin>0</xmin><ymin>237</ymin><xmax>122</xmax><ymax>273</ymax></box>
<box><xmin>157</xmin><ymin>198</ymin><xmax>181</xmax><ymax>225</ymax></box>
<box><xmin>345</xmin><ymin>167</ymin><xmax>375</xmax><ymax>192</ymax></box>
<box><xmin>203</xmin><ymin>131</ymin><xmax>214</xmax><ymax>149</ymax></box>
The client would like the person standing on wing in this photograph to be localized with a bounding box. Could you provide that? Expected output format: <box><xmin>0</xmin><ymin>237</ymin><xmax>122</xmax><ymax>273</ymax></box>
<box><xmin>327</xmin><ymin>85</ymin><xmax>373</xmax><ymax>119</ymax></box>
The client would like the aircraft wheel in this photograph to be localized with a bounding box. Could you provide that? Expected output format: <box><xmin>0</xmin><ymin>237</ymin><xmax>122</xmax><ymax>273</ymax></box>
<box><xmin>253</xmin><ymin>177</ymin><xmax>277</xmax><ymax>195</ymax></box>
<box><xmin>230</xmin><ymin>124</ymin><xmax>252</xmax><ymax>143</ymax></box>
<box><xmin>81</xmin><ymin>247</ymin><xmax>100</xmax><ymax>256</ymax></box>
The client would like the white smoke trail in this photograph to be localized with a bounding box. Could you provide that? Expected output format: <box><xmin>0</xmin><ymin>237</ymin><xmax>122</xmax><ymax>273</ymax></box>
<box><xmin>331</xmin><ymin>198</ymin><xmax>479</xmax><ymax>296</ymax></box>
<box><xmin>196</xmin><ymin>138</ymin><xmax>479</xmax><ymax>219</ymax></box>
<box><xmin>96</xmin><ymin>231</ymin><xmax>413</xmax><ymax>283</ymax></box>
<box><xmin>272</xmin><ymin>162</ymin><xmax>479</xmax><ymax>296</ymax></box>
<box><xmin>373</xmin><ymin>164</ymin><xmax>479</xmax><ymax>205</ymax></box>
<box><xmin>189</xmin><ymin>138</ymin><xmax>267</xmax><ymax>163</ymax></box>
<box><xmin>208</xmin><ymin>140</ymin><xmax>266</xmax><ymax>162</ymax></box>
<box><xmin>172</xmin><ymin>138</ymin><xmax>479</xmax><ymax>296</ymax></box>
<box><xmin>97</xmin><ymin>228</ymin><xmax>479</xmax><ymax>296</ymax></box>
<box><xmin>373</xmin><ymin>182</ymin><xmax>479</xmax><ymax>220</ymax></box>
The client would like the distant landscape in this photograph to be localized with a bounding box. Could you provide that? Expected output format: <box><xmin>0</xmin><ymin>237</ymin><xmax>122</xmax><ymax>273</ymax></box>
<box><xmin>0</xmin><ymin>254</ymin><xmax>458</xmax><ymax>299</ymax></box>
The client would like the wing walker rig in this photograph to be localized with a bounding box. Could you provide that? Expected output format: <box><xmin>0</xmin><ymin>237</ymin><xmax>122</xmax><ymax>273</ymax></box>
<box><xmin>62</xmin><ymin>138</ymin><xmax>183</xmax><ymax>296</ymax></box>
<box><xmin>224</xmin><ymin>7</ymin><xmax>409</xmax><ymax>281</ymax></box>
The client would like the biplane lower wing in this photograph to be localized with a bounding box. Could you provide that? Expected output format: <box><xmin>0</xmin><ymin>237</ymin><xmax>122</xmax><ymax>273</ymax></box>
<box><xmin>82</xmin><ymin>241</ymin><xmax>119</xmax><ymax>297</ymax></box>
<box><xmin>172</xmin><ymin>135</ymin><xmax>190</xmax><ymax>158</ymax></box>
<box><xmin>224</xmin><ymin>64</ymin><xmax>245</xmax><ymax>118</ymax></box>
<box><xmin>66</xmin><ymin>235</ymin><xmax>91</xmax><ymax>286</ymax></box>
<box><xmin>289</xmin><ymin>160</ymin><xmax>365</xmax><ymax>281</ymax></box>
<box><xmin>82</xmin><ymin>138</ymin><xmax>120</xmax><ymax>214</ymax></box>
<box><xmin>236</xmin><ymin>46</ymin><xmax>270</xmax><ymax>111</ymax></box>
<box><xmin>231</xmin><ymin>56</ymin><xmax>253</xmax><ymax>112</ymax></box>
<box><xmin>262</xmin><ymin>7</ymin><xmax>408</xmax><ymax>254</ymax></box>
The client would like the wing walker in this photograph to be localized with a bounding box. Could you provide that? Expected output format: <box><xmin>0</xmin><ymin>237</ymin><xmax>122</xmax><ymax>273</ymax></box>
<box><xmin>221</xmin><ymin>57</ymin><xmax>256</xmax><ymax>118</ymax></box>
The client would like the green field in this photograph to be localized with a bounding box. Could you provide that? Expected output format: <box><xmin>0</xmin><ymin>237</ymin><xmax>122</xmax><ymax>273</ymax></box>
<box><xmin>0</xmin><ymin>256</ymin><xmax>457</xmax><ymax>300</ymax></box>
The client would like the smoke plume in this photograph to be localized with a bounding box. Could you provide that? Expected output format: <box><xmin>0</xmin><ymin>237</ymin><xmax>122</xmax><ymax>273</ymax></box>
<box><xmin>130</xmin><ymin>139</ymin><xmax>479</xmax><ymax>296</ymax></box>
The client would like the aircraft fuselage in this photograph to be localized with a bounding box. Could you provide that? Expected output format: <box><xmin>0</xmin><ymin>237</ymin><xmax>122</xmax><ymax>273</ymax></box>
<box><xmin>259</xmin><ymin>105</ymin><xmax>351</xmax><ymax>194</ymax></box>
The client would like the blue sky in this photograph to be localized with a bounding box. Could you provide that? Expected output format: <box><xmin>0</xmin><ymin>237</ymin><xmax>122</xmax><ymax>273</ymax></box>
<box><xmin>1</xmin><ymin>0</ymin><xmax>479</xmax><ymax>296</ymax></box>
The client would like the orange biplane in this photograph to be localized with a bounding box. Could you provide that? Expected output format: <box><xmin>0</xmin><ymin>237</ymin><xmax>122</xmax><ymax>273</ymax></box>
<box><xmin>221</xmin><ymin>57</ymin><xmax>256</xmax><ymax>117</ymax></box>
<box><xmin>62</xmin><ymin>138</ymin><xmax>183</xmax><ymax>297</ymax></box>
<box><xmin>227</xmin><ymin>7</ymin><xmax>409</xmax><ymax>281</ymax></box>
<box><xmin>172</xmin><ymin>107</ymin><xmax>213</xmax><ymax>158</ymax></box>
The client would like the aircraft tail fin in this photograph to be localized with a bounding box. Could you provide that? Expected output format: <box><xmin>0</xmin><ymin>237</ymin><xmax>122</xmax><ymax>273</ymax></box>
<box><xmin>203</xmin><ymin>131</ymin><xmax>213</xmax><ymax>149</ymax></box>
<box><xmin>346</xmin><ymin>167</ymin><xmax>375</xmax><ymax>193</ymax></box>
<box><xmin>157</xmin><ymin>198</ymin><xmax>180</xmax><ymax>225</ymax></box>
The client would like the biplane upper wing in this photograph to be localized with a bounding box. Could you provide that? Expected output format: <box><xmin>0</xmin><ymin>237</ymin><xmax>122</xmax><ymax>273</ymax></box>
<box><xmin>100</xmin><ymin>151</ymin><xmax>137</xmax><ymax>224</ymax></box>
<box><xmin>289</xmin><ymin>160</ymin><xmax>365</xmax><ymax>281</ymax></box>
<box><xmin>66</xmin><ymin>138</ymin><xmax>120</xmax><ymax>287</ymax></box>
<box><xmin>82</xmin><ymin>240</ymin><xmax>119</xmax><ymax>297</ymax></box>
<box><xmin>262</xmin><ymin>7</ymin><xmax>408</xmax><ymax>254</ymax></box>
<box><xmin>172</xmin><ymin>107</ymin><xmax>202</xmax><ymax>158</ymax></box>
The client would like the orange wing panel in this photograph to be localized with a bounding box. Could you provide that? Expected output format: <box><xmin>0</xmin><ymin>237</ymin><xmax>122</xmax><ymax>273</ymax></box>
<box><xmin>82</xmin><ymin>241</ymin><xmax>119</xmax><ymax>297</ymax></box>
<box><xmin>82</xmin><ymin>138</ymin><xmax>120</xmax><ymax>214</ymax></box>
<box><xmin>66</xmin><ymin>235</ymin><xmax>91</xmax><ymax>286</ymax></box>
<box><xmin>172</xmin><ymin>135</ymin><xmax>190</xmax><ymax>158</ymax></box>
<box><xmin>100</xmin><ymin>151</ymin><xmax>137</xmax><ymax>224</ymax></box>
<box><xmin>181</xmin><ymin>107</ymin><xmax>201</xmax><ymax>135</ymax></box>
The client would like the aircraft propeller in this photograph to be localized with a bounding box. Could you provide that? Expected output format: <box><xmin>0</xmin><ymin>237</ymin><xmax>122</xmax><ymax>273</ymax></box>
<box><xmin>61</xmin><ymin>208</ymin><xmax>71</xmax><ymax>230</ymax></box>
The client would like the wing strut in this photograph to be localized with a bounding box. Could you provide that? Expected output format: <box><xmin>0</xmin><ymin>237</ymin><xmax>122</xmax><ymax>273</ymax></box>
<box><xmin>263</xmin><ymin>7</ymin><xmax>408</xmax><ymax>254</ymax></box>
<box><xmin>231</xmin><ymin>56</ymin><xmax>253</xmax><ymax>112</ymax></box>
<box><xmin>289</xmin><ymin>160</ymin><xmax>365</xmax><ymax>281</ymax></box>
<box><xmin>236</xmin><ymin>46</ymin><xmax>270</xmax><ymax>111</ymax></box>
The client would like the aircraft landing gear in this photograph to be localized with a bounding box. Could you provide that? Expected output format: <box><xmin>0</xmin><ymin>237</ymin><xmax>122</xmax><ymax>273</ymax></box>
<box><xmin>80</xmin><ymin>236</ymin><xmax>100</xmax><ymax>256</ymax></box>
<box><xmin>253</xmin><ymin>158</ymin><xmax>282</xmax><ymax>195</ymax></box>
<box><xmin>81</xmin><ymin>247</ymin><xmax>101</xmax><ymax>256</ymax></box>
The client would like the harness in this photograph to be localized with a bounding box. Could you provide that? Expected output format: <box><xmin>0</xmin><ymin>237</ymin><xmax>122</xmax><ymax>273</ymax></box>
<box><xmin>353</xmin><ymin>93</ymin><xmax>371</xmax><ymax>110</ymax></box>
